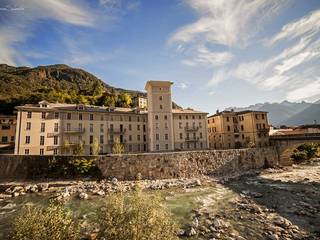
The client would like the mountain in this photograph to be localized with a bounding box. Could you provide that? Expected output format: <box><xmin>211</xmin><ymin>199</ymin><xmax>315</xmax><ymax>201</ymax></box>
<box><xmin>281</xmin><ymin>103</ymin><xmax>320</xmax><ymax>125</ymax></box>
<box><xmin>0</xmin><ymin>64</ymin><xmax>181</xmax><ymax>114</ymax></box>
<box><xmin>226</xmin><ymin>101</ymin><xmax>317</xmax><ymax>126</ymax></box>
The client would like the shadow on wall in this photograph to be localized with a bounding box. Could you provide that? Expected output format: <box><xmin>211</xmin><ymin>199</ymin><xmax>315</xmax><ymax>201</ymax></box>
<box><xmin>225</xmin><ymin>175</ymin><xmax>320</xmax><ymax>237</ymax></box>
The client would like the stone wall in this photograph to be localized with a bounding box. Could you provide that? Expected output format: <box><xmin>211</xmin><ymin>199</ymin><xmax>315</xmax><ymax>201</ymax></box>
<box><xmin>0</xmin><ymin>147</ymin><xmax>279</xmax><ymax>181</ymax></box>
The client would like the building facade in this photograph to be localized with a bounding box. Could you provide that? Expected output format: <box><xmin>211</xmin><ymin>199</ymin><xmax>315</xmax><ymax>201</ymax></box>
<box><xmin>132</xmin><ymin>96</ymin><xmax>148</xmax><ymax>109</ymax></box>
<box><xmin>0</xmin><ymin>115</ymin><xmax>16</xmax><ymax>147</ymax></box>
<box><xmin>208</xmin><ymin>110</ymin><xmax>269</xmax><ymax>149</ymax></box>
<box><xmin>14</xmin><ymin>81</ymin><xmax>208</xmax><ymax>155</ymax></box>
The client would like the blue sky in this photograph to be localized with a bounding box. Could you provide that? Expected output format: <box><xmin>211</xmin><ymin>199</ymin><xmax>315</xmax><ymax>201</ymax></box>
<box><xmin>0</xmin><ymin>0</ymin><xmax>320</xmax><ymax>114</ymax></box>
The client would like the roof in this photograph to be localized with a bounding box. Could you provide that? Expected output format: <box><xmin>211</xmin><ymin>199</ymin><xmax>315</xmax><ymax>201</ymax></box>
<box><xmin>208</xmin><ymin>110</ymin><xmax>268</xmax><ymax>118</ymax></box>
<box><xmin>295</xmin><ymin>124</ymin><xmax>320</xmax><ymax>129</ymax></box>
<box><xmin>16</xmin><ymin>103</ymin><xmax>148</xmax><ymax>115</ymax></box>
<box><xmin>144</xmin><ymin>80</ymin><xmax>173</xmax><ymax>90</ymax></box>
<box><xmin>172</xmin><ymin>109</ymin><xmax>208</xmax><ymax>115</ymax></box>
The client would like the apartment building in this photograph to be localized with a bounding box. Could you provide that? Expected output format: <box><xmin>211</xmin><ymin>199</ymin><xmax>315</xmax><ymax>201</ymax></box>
<box><xmin>132</xmin><ymin>96</ymin><xmax>148</xmax><ymax>109</ymax></box>
<box><xmin>208</xmin><ymin>110</ymin><xmax>269</xmax><ymax>149</ymax></box>
<box><xmin>14</xmin><ymin>81</ymin><xmax>208</xmax><ymax>155</ymax></box>
<box><xmin>0</xmin><ymin>115</ymin><xmax>16</xmax><ymax>146</ymax></box>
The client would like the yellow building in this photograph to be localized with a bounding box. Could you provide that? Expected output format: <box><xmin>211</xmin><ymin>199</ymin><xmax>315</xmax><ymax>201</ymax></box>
<box><xmin>133</xmin><ymin>96</ymin><xmax>148</xmax><ymax>109</ymax></box>
<box><xmin>14</xmin><ymin>81</ymin><xmax>208</xmax><ymax>155</ymax></box>
<box><xmin>0</xmin><ymin>114</ymin><xmax>16</xmax><ymax>143</ymax></box>
<box><xmin>208</xmin><ymin>110</ymin><xmax>269</xmax><ymax>149</ymax></box>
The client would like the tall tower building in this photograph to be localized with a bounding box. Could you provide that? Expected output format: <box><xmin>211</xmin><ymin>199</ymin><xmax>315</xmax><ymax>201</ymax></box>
<box><xmin>145</xmin><ymin>81</ymin><xmax>174</xmax><ymax>151</ymax></box>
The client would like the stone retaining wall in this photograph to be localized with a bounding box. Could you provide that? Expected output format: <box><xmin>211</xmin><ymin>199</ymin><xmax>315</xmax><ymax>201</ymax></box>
<box><xmin>0</xmin><ymin>147</ymin><xmax>279</xmax><ymax>181</ymax></box>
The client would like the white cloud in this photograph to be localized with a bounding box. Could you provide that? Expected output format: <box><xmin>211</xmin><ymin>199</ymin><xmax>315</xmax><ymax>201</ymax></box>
<box><xmin>286</xmin><ymin>78</ymin><xmax>320</xmax><ymax>101</ymax></box>
<box><xmin>181</xmin><ymin>45</ymin><xmax>233</xmax><ymax>67</ymax></box>
<box><xmin>0</xmin><ymin>0</ymin><xmax>97</xmax><ymax>65</ymax></box>
<box><xmin>169</xmin><ymin>0</ymin><xmax>287</xmax><ymax>47</ymax></box>
<box><xmin>268</xmin><ymin>9</ymin><xmax>320</xmax><ymax>46</ymax></box>
<box><xmin>176</xmin><ymin>82</ymin><xmax>188</xmax><ymax>89</ymax></box>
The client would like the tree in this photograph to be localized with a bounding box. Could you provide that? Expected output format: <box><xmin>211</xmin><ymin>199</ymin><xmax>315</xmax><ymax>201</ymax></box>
<box><xmin>112</xmin><ymin>138</ymin><xmax>124</xmax><ymax>155</ymax></box>
<box><xmin>97</xmin><ymin>93</ymin><xmax>117</xmax><ymax>107</ymax></box>
<box><xmin>117</xmin><ymin>93</ymin><xmax>132</xmax><ymax>108</ymax></box>
<box><xmin>73</xmin><ymin>141</ymin><xmax>85</xmax><ymax>155</ymax></box>
<box><xmin>62</xmin><ymin>139</ymin><xmax>71</xmax><ymax>155</ymax></box>
<box><xmin>91</xmin><ymin>137</ymin><xmax>100</xmax><ymax>155</ymax></box>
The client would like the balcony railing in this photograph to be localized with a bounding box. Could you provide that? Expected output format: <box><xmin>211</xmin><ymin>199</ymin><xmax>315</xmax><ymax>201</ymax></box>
<box><xmin>184</xmin><ymin>126</ymin><xmax>199</xmax><ymax>131</ymax></box>
<box><xmin>47</xmin><ymin>132</ymin><xmax>59</xmax><ymax>138</ymax></box>
<box><xmin>108</xmin><ymin>128</ymin><xmax>126</xmax><ymax>134</ymax></box>
<box><xmin>185</xmin><ymin>137</ymin><xmax>200</xmax><ymax>142</ymax></box>
<box><xmin>46</xmin><ymin>146</ymin><xmax>58</xmax><ymax>151</ymax></box>
<box><xmin>63</xmin><ymin>128</ymin><xmax>85</xmax><ymax>134</ymax></box>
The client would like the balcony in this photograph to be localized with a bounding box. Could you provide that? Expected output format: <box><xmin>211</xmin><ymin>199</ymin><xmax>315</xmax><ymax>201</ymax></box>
<box><xmin>47</xmin><ymin>132</ymin><xmax>59</xmax><ymax>138</ymax></box>
<box><xmin>184</xmin><ymin>126</ymin><xmax>199</xmax><ymax>131</ymax></box>
<box><xmin>108</xmin><ymin>128</ymin><xmax>126</xmax><ymax>134</ymax></box>
<box><xmin>46</xmin><ymin>146</ymin><xmax>58</xmax><ymax>151</ymax></box>
<box><xmin>185</xmin><ymin>137</ymin><xmax>200</xmax><ymax>142</ymax></box>
<box><xmin>63</xmin><ymin>128</ymin><xmax>85</xmax><ymax>134</ymax></box>
<box><xmin>257</xmin><ymin>128</ymin><xmax>269</xmax><ymax>134</ymax></box>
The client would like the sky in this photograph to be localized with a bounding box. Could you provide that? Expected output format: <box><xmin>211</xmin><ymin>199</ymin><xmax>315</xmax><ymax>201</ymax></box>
<box><xmin>0</xmin><ymin>0</ymin><xmax>320</xmax><ymax>114</ymax></box>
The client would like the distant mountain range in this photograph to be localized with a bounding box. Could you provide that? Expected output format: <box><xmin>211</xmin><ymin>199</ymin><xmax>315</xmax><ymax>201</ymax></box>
<box><xmin>226</xmin><ymin>100</ymin><xmax>320</xmax><ymax>126</ymax></box>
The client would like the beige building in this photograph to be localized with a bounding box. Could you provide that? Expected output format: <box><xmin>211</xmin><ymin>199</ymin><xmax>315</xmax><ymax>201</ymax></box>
<box><xmin>208</xmin><ymin>110</ymin><xmax>269</xmax><ymax>149</ymax></box>
<box><xmin>14</xmin><ymin>81</ymin><xmax>208</xmax><ymax>155</ymax></box>
<box><xmin>0</xmin><ymin>115</ymin><xmax>16</xmax><ymax>147</ymax></box>
<box><xmin>133</xmin><ymin>96</ymin><xmax>148</xmax><ymax>109</ymax></box>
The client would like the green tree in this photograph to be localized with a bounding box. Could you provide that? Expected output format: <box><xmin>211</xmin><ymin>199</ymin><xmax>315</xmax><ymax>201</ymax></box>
<box><xmin>112</xmin><ymin>138</ymin><xmax>124</xmax><ymax>155</ymax></box>
<box><xmin>12</xmin><ymin>203</ymin><xmax>80</xmax><ymax>240</ymax></box>
<box><xmin>117</xmin><ymin>93</ymin><xmax>132</xmax><ymax>108</ymax></box>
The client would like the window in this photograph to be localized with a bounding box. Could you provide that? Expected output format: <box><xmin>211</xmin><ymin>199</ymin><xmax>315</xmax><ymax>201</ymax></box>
<box><xmin>179</xmin><ymin>115</ymin><xmax>182</xmax><ymax>120</ymax></box>
<box><xmin>160</xmin><ymin>104</ymin><xmax>163</xmax><ymax>109</ymax></box>
<box><xmin>165</xmin><ymin>144</ymin><xmax>169</xmax><ymax>150</ymax></box>
<box><xmin>200</xmin><ymin>132</ymin><xmax>203</xmax><ymax>139</ymax></box>
<box><xmin>137</xmin><ymin>135</ymin><xmax>141</xmax><ymax>141</ymax></box>
<box><xmin>25</xmin><ymin>136</ymin><xmax>30</xmax><ymax>144</ymax></box>
<box><xmin>165</xmin><ymin>133</ymin><xmax>168</xmax><ymax>140</ymax></box>
<box><xmin>129</xmin><ymin>116</ymin><xmax>132</xmax><ymax>122</ymax></box>
<box><xmin>156</xmin><ymin>133</ymin><xmax>159</xmax><ymax>141</ymax></box>
<box><xmin>180</xmin><ymin>133</ymin><xmax>183</xmax><ymax>139</ymax></box>
<box><xmin>40</xmin><ymin>136</ymin><xmax>45</xmax><ymax>145</ymax></box>
<box><xmin>79</xmin><ymin>123</ymin><xmax>83</xmax><ymax>131</ymax></box>
<box><xmin>67</xmin><ymin>113</ymin><xmax>71</xmax><ymax>120</ymax></box>
<box><xmin>143</xmin><ymin>124</ymin><xmax>146</xmax><ymax>132</ymax></box>
<box><xmin>159</xmin><ymin>96</ymin><xmax>163</xmax><ymax>100</ymax></box>
<box><xmin>90</xmin><ymin>124</ymin><xmax>93</xmax><ymax>133</ymax></box>
<box><xmin>54</xmin><ymin>112</ymin><xmax>59</xmax><ymax>119</ymax></box>
<box><xmin>262</xmin><ymin>114</ymin><xmax>265</xmax><ymax>120</ymax></box>
<box><xmin>1</xmin><ymin>136</ymin><xmax>8</xmax><ymax>143</ymax></box>
<box><xmin>227</xmin><ymin>126</ymin><xmax>230</xmax><ymax>132</ymax></box>
<box><xmin>25</xmin><ymin>149</ymin><xmax>29</xmax><ymax>155</ymax></box>
<box><xmin>186</xmin><ymin>115</ymin><xmax>188</xmax><ymax>120</ymax></box>
<box><xmin>129</xmin><ymin>124</ymin><xmax>132</xmax><ymax>131</ymax></box>
<box><xmin>79</xmin><ymin>113</ymin><xmax>82</xmax><ymax>120</ymax></box>
<box><xmin>137</xmin><ymin>125</ymin><xmax>140</xmax><ymax>131</ymax></box>
<box><xmin>100</xmin><ymin>124</ymin><xmax>104</xmax><ymax>132</ymax></box>
<box><xmin>66</xmin><ymin>123</ymin><xmax>71</xmax><ymax>131</ymax></box>
<box><xmin>156</xmin><ymin>144</ymin><xmax>160</xmax><ymax>151</ymax></box>
<box><xmin>179</xmin><ymin>122</ymin><xmax>182</xmax><ymax>129</ymax></box>
<box><xmin>26</xmin><ymin>122</ymin><xmax>31</xmax><ymax>130</ymax></box>
<box><xmin>120</xmin><ymin>116</ymin><xmax>123</xmax><ymax>121</ymax></box>
<box><xmin>110</xmin><ymin>124</ymin><xmax>114</xmax><ymax>130</ymax></box>
<box><xmin>27</xmin><ymin>112</ymin><xmax>32</xmax><ymax>118</ymax></box>
<box><xmin>40</xmin><ymin>149</ymin><xmax>44</xmax><ymax>155</ymax></box>
<box><xmin>90</xmin><ymin>135</ymin><xmax>93</xmax><ymax>144</ymax></box>
<box><xmin>40</xmin><ymin>122</ymin><xmax>45</xmax><ymax>132</ymax></box>
<box><xmin>180</xmin><ymin>143</ymin><xmax>183</xmax><ymax>149</ymax></box>
<box><xmin>54</xmin><ymin>136</ymin><xmax>58</xmax><ymax>145</ymax></box>
<box><xmin>100</xmin><ymin>115</ymin><xmax>104</xmax><ymax>121</ymax></box>
<box><xmin>129</xmin><ymin>144</ymin><xmax>132</xmax><ymax>152</ymax></box>
<box><xmin>90</xmin><ymin>114</ymin><xmax>94</xmax><ymax>121</ymax></box>
<box><xmin>41</xmin><ymin>112</ymin><xmax>46</xmax><ymax>119</ymax></box>
<box><xmin>1</xmin><ymin>125</ymin><xmax>10</xmax><ymax>130</ymax></box>
<box><xmin>155</xmin><ymin>115</ymin><xmax>159</xmax><ymax>120</ymax></box>
<box><xmin>199</xmin><ymin>122</ymin><xmax>202</xmax><ymax>128</ymax></box>
<box><xmin>54</xmin><ymin>123</ymin><xmax>59</xmax><ymax>132</ymax></box>
<box><xmin>53</xmin><ymin>149</ymin><xmax>58</xmax><ymax>155</ymax></box>
<box><xmin>192</xmin><ymin>115</ymin><xmax>195</xmax><ymax>119</ymax></box>
<box><xmin>227</xmin><ymin>117</ymin><xmax>229</xmax><ymax>122</ymax></box>
<box><xmin>137</xmin><ymin>116</ymin><xmax>140</xmax><ymax>122</ymax></box>
<box><xmin>143</xmin><ymin>135</ymin><xmax>146</xmax><ymax>142</ymax></box>
<box><xmin>129</xmin><ymin>135</ymin><xmax>132</xmax><ymax>141</ymax></box>
<box><xmin>241</xmin><ymin>125</ymin><xmax>244</xmax><ymax>131</ymax></box>
<box><xmin>100</xmin><ymin>135</ymin><xmax>104</xmax><ymax>144</ymax></box>
<box><xmin>164</xmin><ymin>115</ymin><xmax>167</xmax><ymax>120</ymax></box>
<box><xmin>199</xmin><ymin>115</ymin><xmax>201</xmax><ymax>119</ymax></box>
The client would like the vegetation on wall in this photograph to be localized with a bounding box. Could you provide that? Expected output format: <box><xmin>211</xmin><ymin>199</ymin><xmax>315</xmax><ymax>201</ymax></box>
<box><xmin>112</xmin><ymin>138</ymin><xmax>125</xmax><ymax>155</ymax></box>
<box><xmin>291</xmin><ymin>143</ymin><xmax>320</xmax><ymax>163</ymax></box>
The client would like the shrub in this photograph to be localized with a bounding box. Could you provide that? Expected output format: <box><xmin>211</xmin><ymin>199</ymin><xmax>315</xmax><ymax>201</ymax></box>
<box><xmin>12</xmin><ymin>203</ymin><xmax>80</xmax><ymax>240</ymax></box>
<box><xmin>112</xmin><ymin>138</ymin><xmax>125</xmax><ymax>155</ymax></box>
<box><xmin>291</xmin><ymin>150</ymin><xmax>308</xmax><ymax>163</ymax></box>
<box><xmin>291</xmin><ymin>143</ymin><xmax>320</xmax><ymax>163</ymax></box>
<box><xmin>97</xmin><ymin>189</ymin><xmax>178</xmax><ymax>240</ymax></box>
